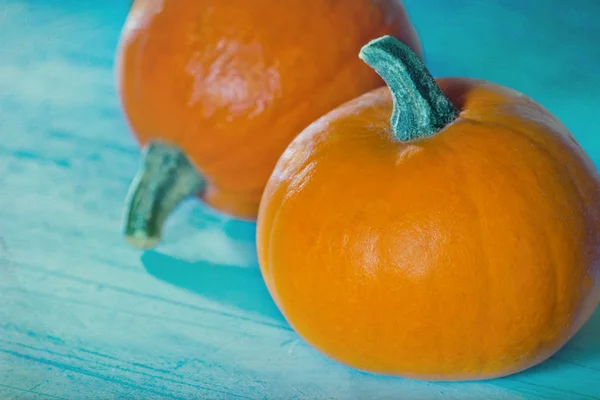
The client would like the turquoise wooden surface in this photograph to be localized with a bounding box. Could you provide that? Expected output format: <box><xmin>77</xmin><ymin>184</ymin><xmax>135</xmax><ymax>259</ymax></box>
<box><xmin>1</xmin><ymin>0</ymin><xmax>599</xmax><ymax>398</ymax></box>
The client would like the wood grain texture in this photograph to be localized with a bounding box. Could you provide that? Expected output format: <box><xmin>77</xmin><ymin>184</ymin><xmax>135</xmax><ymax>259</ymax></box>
<box><xmin>0</xmin><ymin>0</ymin><xmax>599</xmax><ymax>398</ymax></box>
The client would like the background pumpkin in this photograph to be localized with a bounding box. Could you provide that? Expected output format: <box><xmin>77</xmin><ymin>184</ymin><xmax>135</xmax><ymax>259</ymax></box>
<box><xmin>256</xmin><ymin>36</ymin><xmax>600</xmax><ymax>381</ymax></box>
<box><xmin>115</xmin><ymin>0</ymin><xmax>421</xmax><ymax>249</ymax></box>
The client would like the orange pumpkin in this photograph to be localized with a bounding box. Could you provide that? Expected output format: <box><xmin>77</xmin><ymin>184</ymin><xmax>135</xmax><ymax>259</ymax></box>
<box><xmin>115</xmin><ymin>0</ymin><xmax>422</xmax><ymax>249</ymax></box>
<box><xmin>256</xmin><ymin>36</ymin><xmax>600</xmax><ymax>381</ymax></box>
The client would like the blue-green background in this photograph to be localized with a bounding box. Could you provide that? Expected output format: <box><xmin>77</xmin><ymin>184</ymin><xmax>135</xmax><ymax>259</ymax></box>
<box><xmin>1</xmin><ymin>0</ymin><xmax>599</xmax><ymax>398</ymax></box>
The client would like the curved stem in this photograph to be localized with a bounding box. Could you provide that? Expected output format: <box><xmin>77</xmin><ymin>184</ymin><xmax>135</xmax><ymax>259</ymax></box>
<box><xmin>123</xmin><ymin>140</ymin><xmax>206</xmax><ymax>249</ymax></box>
<box><xmin>359</xmin><ymin>35</ymin><xmax>459</xmax><ymax>141</ymax></box>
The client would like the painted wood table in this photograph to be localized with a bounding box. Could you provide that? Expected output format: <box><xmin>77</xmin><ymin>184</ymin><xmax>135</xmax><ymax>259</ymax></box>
<box><xmin>1</xmin><ymin>0</ymin><xmax>599</xmax><ymax>398</ymax></box>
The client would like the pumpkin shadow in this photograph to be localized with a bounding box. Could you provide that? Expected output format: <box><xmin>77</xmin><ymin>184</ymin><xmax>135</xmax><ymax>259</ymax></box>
<box><xmin>505</xmin><ymin>306</ymin><xmax>600</xmax><ymax>380</ymax></box>
<box><xmin>559</xmin><ymin>306</ymin><xmax>600</xmax><ymax>362</ymax></box>
<box><xmin>140</xmin><ymin>251</ymin><xmax>287</xmax><ymax>326</ymax></box>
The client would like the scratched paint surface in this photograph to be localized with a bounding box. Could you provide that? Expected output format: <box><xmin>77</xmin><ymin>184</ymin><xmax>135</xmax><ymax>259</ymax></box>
<box><xmin>0</xmin><ymin>0</ymin><xmax>599</xmax><ymax>398</ymax></box>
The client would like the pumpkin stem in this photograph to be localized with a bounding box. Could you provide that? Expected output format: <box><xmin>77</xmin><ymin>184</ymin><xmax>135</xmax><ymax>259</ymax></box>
<box><xmin>359</xmin><ymin>36</ymin><xmax>459</xmax><ymax>141</ymax></box>
<box><xmin>123</xmin><ymin>141</ymin><xmax>205</xmax><ymax>249</ymax></box>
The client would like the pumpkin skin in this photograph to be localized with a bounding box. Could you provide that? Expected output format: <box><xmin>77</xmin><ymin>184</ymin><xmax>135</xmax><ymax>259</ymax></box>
<box><xmin>115</xmin><ymin>0</ymin><xmax>422</xmax><ymax>248</ymax></box>
<box><xmin>256</xmin><ymin>38</ymin><xmax>600</xmax><ymax>381</ymax></box>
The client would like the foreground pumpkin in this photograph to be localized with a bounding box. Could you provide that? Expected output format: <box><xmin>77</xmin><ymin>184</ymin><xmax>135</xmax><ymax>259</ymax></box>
<box><xmin>256</xmin><ymin>36</ymin><xmax>600</xmax><ymax>381</ymax></box>
<box><xmin>115</xmin><ymin>0</ymin><xmax>421</xmax><ymax>249</ymax></box>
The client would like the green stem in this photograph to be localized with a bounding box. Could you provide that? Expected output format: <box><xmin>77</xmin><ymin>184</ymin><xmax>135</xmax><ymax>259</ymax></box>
<box><xmin>123</xmin><ymin>141</ymin><xmax>205</xmax><ymax>249</ymax></box>
<box><xmin>359</xmin><ymin>35</ymin><xmax>459</xmax><ymax>141</ymax></box>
